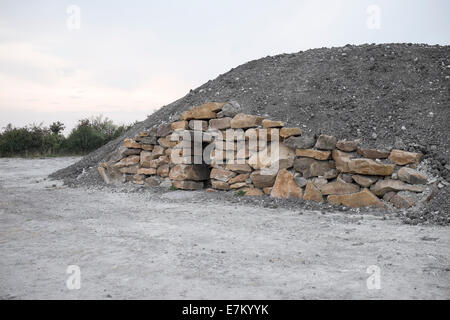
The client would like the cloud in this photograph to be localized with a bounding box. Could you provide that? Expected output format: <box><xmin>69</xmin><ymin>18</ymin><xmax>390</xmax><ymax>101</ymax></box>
<box><xmin>0</xmin><ymin>40</ymin><xmax>189</xmax><ymax>117</ymax></box>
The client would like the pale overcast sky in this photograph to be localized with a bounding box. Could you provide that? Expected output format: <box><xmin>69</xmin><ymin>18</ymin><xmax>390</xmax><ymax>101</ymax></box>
<box><xmin>0</xmin><ymin>0</ymin><xmax>449</xmax><ymax>133</ymax></box>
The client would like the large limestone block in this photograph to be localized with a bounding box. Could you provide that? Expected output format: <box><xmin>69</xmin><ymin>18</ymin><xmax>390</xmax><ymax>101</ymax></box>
<box><xmin>98</xmin><ymin>161</ymin><xmax>124</xmax><ymax>184</ymax></box>
<box><xmin>140</xmin><ymin>151</ymin><xmax>153</xmax><ymax>167</ymax></box>
<box><xmin>225</xmin><ymin>163</ymin><xmax>252</xmax><ymax>173</ymax></box>
<box><xmin>157</xmin><ymin>164</ymin><xmax>170</xmax><ymax>177</ymax></box>
<box><xmin>169</xmin><ymin>164</ymin><xmax>210</xmax><ymax>181</ymax></box>
<box><xmin>145</xmin><ymin>176</ymin><xmax>162</xmax><ymax>187</ymax></box>
<box><xmin>210</xmin><ymin>168</ymin><xmax>236</xmax><ymax>182</ymax></box>
<box><xmin>370</xmin><ymin>179</ymin><xmax>424</xmax><ymax>196</ymax></box>
<box><xmin>270</xmin><ymin>169</ymin><xmax>303</xmax><ymax>199</ymax></box>
<box><xmin>98</xmin><ymin>166</ymin><xmax>109</xmax><ymax>183</ymax></box>
<box><xmin>357</xmin><ymin>147</ymin><xmax>390</xmax><ymax>159</ymax></box>
<box><xmin>123</xmin><ymin>138</ymin><xmax>142</xmax><ymax>149</ymax></box>
<box><xmin>245</xmin><ymin>128</ymin><xmax>278</xmax><ymax>142</ymax></box>
<box><xmin>137</xmin><ymin>168</ymin><xmax>157</xmax><ymax>175</ymax></box>
<box><xmin>262</xmin><ymin>119</ymin><xmax>285</xmax><ymax>128</ymax></box>
<box><xmin>209</xmin><ymin>117</ymin><xmax>232</xmax><ymax>130</ymax></box>
<box><xmin>151</xmin><ymin>145</ymin><xmax>166</xmax><ymax>159</ymax></box>
<box><xmin>106</xmin><ymin>146</ymin><xmax>130</xmax><ymax>163</ymax></box>
<box><xmin>388</xmin><ymin>149</ymin><xmax>422</xmax><ymax>165</ymax></box>
<box><xmin>295</xmin><ymin>149</ymin><xmax>331</xmax><ymax>160</ymax></box>
<box><xmin>250</xmin><ymin>170</ymin><xmax>277</xmax><ymax>188</ymax></box>
<box><xmin>347</xmin><ymin>159</ymin><xmax>396</xmax><ymax>176</ymax></box>
<box><xmin>147</xmin><ymin>156</ymin><xmax>169</xmax><ymax>169</ymax></box>
<box><xmin>138</xmin><ymin>135</ymin><xmax>158</xmax><ymax>145</ymax></box>
<box><xmin>156</xmin><ymin>123</ymin><xmax>173</xmax><ymax>137</ymax></box>
<box><xmin>333</xmin><ymin>150</ymin><xmax>397</xmax><ymax>176</ymax></box>
<box><xmin>181</xmin><ymin>102</ymin><xmax>225</xmax><ymax>120</ymax></box>
<box><xmin>229</xmin><ymin>173</ymin><xmax>250</xmax><ymax>184</ymax></box>
<box><xmin>218</xmin><ymin>129</ymin><xmax>246</xmax><ymax>141</ymax></box>
<box><xmin>171</xmin><ymin>120</ymin><xmax>189</xmax><ymax>131</ymax></box>
<box><xmin>319</xmin><ymin>180</ymin><xmax>360</xmax><ymax>195</ymax></box>
<box><xmin>211</xmin><ymin>180</ymin><xmax>230</xmax><ymax>190</ymax></box>
<box><xmin>157</xmin><ymin>137</ymin><xmax>177</xmax><ymax>148</ymax></box>
<box><xmin>279</xmin><ymin>127</ymin><xmax>302</xmax><ymax>138</ymax></box>
<box><xmin>332</xmin><ymin>149</ymin><xmax>353</xmax><ymax>172</ymax></box>
<box><xmin>352</xmin><ymin>175</ymin><xmax>378</xmax><ymax>187</ymax></box>
<box><xmin>123</xmin><ymin>148</ymin><xmax>141</xmax><ymax>156</ymax></box>
<box><xmin>172</xmin><ymin>180</ymin><xmax>204</xmax><ymax>190</ymax></box>
<box><xmin>115</xmin><ymin>155</ymin><xmax>140</xmax><ymax>168</ymax></box>
<box><xmin>311</xmin><ymin>177</ymin><xmax>328</xmax><ymax>188</ymax></box>
<box><xmin>293</xmin><ymin>157</ymin><xmax>334</xmax><ymax>178</ymax></box>
<box><xmin>189</xmin><ymin>120</ymin><xmax>208</xmax><ymax>131</ymax></box>
<box><xmin>303</xmin><ymin>181</ymin><xmax>323</xmax><ymax>203</ymax></box>
<box><xmin>336</xmin><ymin>140</ymin><xmax>359</xmax><ymax>152</ymax></box>
<box><xmin>314</xmin><ymin>134</ymin><xmax>337</xmax><ymax>150</ymax></box>
<box><xmin>141</xmin><ymin>144</ymin><xmax>154</xmax><ymax>151</ymax></box>
<box><xmin>98</xmin><ymin>165</ymin><xmax>123</xmax><ymax>184</ymax></box>
<box><xmin>248</xmin><ymin>143</ymin><xmax>295</xmax><ymax>170</ymax></box>
<box><xmin>132</xmin><ymin>174</ymin><xmax>146</xmax><ymax>185</ymax></box>
<box><xmin>230</xmin><ymin>182</ymin><xmax>249</xmax><ymax>189</ymax></box>
<box><xmin>324</xmin><ymin>169</ymin><xmax>339</xmax><ymax>179</ymax></box>
<box><xmin>230</xmin><ymin>113</ymin><xmax>264</xmax><ymax>129</ymax></box>
<box><xmin>397</xmin><ymin>167</ymin><xmax>427</xmax><ymax>184</ymax></box>
<box><xmin>284</xmin><ymin>135</ymin><xmax>315</xmax><ymax>149</ymax></box>
<box><xmin>119</xmin><ymin>165</ymin><xmax>139</xmax><ymax>174</ymax></box>
<box><xmin>294</xmin><ymin>176</ymin><xmax>308</xmax><ymax>188</ymax></box>
<box><xmin>327</xmin><ymin>188</ymin><xmax>384</xmax><ymax>208</ymax></box>
<box><xmin>242</xmin><ymin>187</ymin><xmax>264</xmax><ymax>196</ymax></box>
<box><xmin>390</xmin><ymin>193</ymin><xmax>415</xmax><ymax>209</ymax></box>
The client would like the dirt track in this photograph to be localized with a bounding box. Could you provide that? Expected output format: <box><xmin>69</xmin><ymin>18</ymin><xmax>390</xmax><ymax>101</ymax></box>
<box><xmin>1</xmin><ymin>158</ymin><xmax>449</xmax><ymax>299</ymax></box>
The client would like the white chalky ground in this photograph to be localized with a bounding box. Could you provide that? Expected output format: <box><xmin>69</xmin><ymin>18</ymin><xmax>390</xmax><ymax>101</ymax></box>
<box><xmin>0</xmin><ymin>157</ymin><xmax>449</xmax><ymax>299</ymax></box>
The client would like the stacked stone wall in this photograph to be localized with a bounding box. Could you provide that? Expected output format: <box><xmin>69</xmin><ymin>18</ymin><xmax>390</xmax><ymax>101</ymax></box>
<box><xmin>99</xmin><ymin>102</ymin><xmax>428</xmax><ymax>208</ymax></box>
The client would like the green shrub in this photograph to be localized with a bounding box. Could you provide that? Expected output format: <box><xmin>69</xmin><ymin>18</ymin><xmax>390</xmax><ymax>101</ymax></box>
<box><xmin>0</xmin><ymin>123</ymin><xmax>51</xmax><ymax>156</ymax></box>
<box><xmin>63</xmin><ymin>119</ymin><xmax>105</xmax><ymax>154</ymax></box>
<box><xmin>0</xmin><ymin>116</ymin><xmax>135</xmax><ymax>157</ymax></box>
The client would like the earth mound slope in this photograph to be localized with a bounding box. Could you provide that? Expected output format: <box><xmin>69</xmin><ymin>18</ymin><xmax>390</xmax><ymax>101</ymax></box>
<box><xmin>50</xmin><ymin>43</ymin><xmax>450</xmax><ymax>223</ymax></box>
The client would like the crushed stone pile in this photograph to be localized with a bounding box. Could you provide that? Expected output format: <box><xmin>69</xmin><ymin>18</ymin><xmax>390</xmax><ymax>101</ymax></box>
<box><xmin>50</xmin><ymin>43</ymin><xmax>450</xmax><ymax>224</ymax></box>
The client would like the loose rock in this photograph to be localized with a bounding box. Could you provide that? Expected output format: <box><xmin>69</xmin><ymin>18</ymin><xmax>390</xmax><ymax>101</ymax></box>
<box><xmin>319</xmin><ymin>180</ymin><xmax>360</xmax><ymax>195</ymax></box>
<box><xmin>169</xmin><ymin>164</ymin><xmax>210</xmax><ymax>181</ymax></box>
<box><xmin>284</xmin><ymin>135</ymin><xmax>316</xmax><ymax>149</ymax></box>
<box><xmin>270</xmin><ymin>169</ymin><xmax>303</xmax><ymax>199</ymax></box>
<box><xmin>336</xmin><ymin>140</ymin><xmax>359</xmax><ymax>152</ymax></box>
<box><xmin>303</xmin><ymin>181</ymin><xmax>323</xmax><ymax>203</ymax></box>
<box><xmin>327</xmin><ymin>188</ymin><xmax>384</xmax><ymax>208</ymax></box>
<box><xmin>370</xmin><ymin>179</ymin><xmax>425</xmax><ymax>196</ymax></box>
<box><xmin>389</xmin><ymin>149</ymin><xmax>423</xmax><ymax>165</ymax></box>
<box><xmin>352</xmin><ymin>175</ymin><xmax>378</xmax><ymax>187</ymax></box>
<box><xmin>390</xmin><ymin>193</ymin><xmax>415</xmax><ymax>209</ymax></box>
<box><xmin>295</xmin><ymin>149</ymin><xmax>331</xmax><ymax>160</ymax></box>
<box><xmin>250</xmin><ymin>170</ymin><xmax>277</xmax><ymax>188</ymax></box>
<box><xmin>314</xmin><ymin>134</ymin><xmax>337</xmax><ymax>150</ymax></box>
<box><xmin>230</xmin><ymin>113</ymin><xmax>264</xmax><ymax>129</ymax></box>
<box><xmin>397</xmin><ymin>167</ymin><xmax>427</xmax><ymax>184</ymax></box>
<box><xmin>280</xmin><ymin>127</ymin><xmax>302</xmax><ymax>138</ymax></box>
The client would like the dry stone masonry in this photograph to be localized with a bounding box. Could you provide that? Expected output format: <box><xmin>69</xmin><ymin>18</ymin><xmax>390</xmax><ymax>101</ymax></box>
<box><xmin>98</xmin><ymin>101</ymin><xmax>429</xmax><ymax>209</ymax></box>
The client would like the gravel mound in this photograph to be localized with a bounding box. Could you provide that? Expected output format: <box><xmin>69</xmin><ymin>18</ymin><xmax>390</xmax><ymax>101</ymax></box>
<box><xmin>404</xmin><ymin>184</ymin><xmax>450</xmax><ymax>225</ymax></box>
<box><xmin>50</xmin><ymin>43</ymin><xmax>450</xmax><ymax>224</ymax></box>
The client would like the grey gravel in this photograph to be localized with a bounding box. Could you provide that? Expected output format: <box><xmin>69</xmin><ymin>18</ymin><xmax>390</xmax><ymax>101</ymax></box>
<box><xmin>49</xmin><ymin>43</ymin><xmax>450</xmax><ymax>224</ymax></box>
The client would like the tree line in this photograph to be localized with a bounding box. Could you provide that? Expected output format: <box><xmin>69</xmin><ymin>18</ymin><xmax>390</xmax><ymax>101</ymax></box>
<box><xmin>0</xmin><ymin>116</ymin><xmax>135</xmax><ymax>157</ymax></box>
